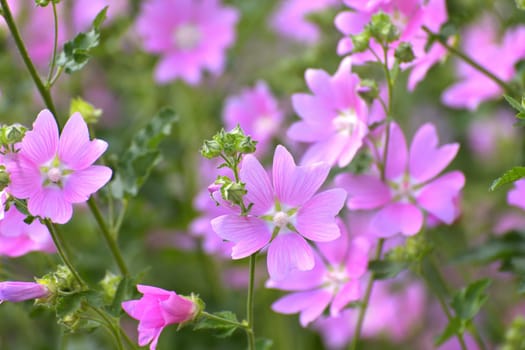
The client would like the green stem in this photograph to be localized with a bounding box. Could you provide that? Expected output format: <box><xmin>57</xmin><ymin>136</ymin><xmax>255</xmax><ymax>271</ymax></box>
<box><xmin>246</xmin><ymin>253</ymin><xmax>257</xmax><ymax>350</ymax></box>
<box><xmin>422</xmin><ymin>26</ymin><xmax>518</xmax><ymax>96</ymax></box>
<box><xmin>87</xmin><ymin>197</ymin><xmax>129</xmax><ymax>276</ymax></box>
<box><xmin>43</xmin><ymin>219</ymin><xmax>86</xmax><ymax>288</ymax></box>
<box><xmin>423</xmin><ymin>258</ymin><xmax>468</xmax><ymax>350</ymax></box>
<box><xmin>349</xmin><ymin>238</ymin><xmax>384</xmax><ymax>350</ymax></box>
<box><xmin>0</xmin><ymin>0</ymin><xmax>59</xmax><ymax>125</ymax></box>
<box><xmin>201</xmin><ymin>311</ymin><xmax>249</xmax><ymax>329</ymax></box>
<box><xmin>46</xmin><ymin>1</ymin><xmax>59</xmax><ymax>86</ymax></box>
<box><xmin>87</xmin><ymin>306</ymin><xmax>126</xmax><ymax>350</ymax></box>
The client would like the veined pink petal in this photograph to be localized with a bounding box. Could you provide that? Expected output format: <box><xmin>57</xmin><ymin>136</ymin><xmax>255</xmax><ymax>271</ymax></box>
<box><xmin>409</xmin><ymin>123</ymin><xmax>459</xmax><ymax>183</ymax></box>
<box><xmin>122</xmin><ymin>300</ymin><xmax>141</xmax><ymax>319</ymax></box>
<box><xmin>416</xmin><ymin>171</ymin><xmax>465</xmax><ymax>224</ymax></box>
<box><xmin>160</xmin><ymin>294</ymin><xmax>194</xmax><ymax>324</ymax></box>
<box><xmin>291</xmin><ymin>93</ymin><xmax>334</xmax><ymax>123</ymax></box>
<box><xmin>305</xmin><ymin>68</ymin><xmax>334</xmax><ymax>100</ymax></box>
<box><xmin>266</xmin><ymin>254</ymin><xmax>326</xmax><ymax>291</ymax></box>
<box><xmin>28</xmin><ymin>187</ymin><xmax>73</xmax><ymax>224</ymax></box>
<box><xmin>372</xmin><ymin>203</ymin><xmax>423</xmax><ymax>237</ymax></box>
<box><xmin>63</xmin><ymin>166</ymin><xmax>112</xmax><ymax>203</ymax></box>
<box><xmin>240</xmin><ymin>154</ymin><xmax>273</xmax><ymax>215</ymax></box>
<box><xmin>21</xmin><ymin>110</ymin><xmax>59</xmax><ymax>164</ymax></box>
<box><xmin>272</xmin><ymin>289</ymin><xmax>332</xmax><ymax>327</ymax></box>
<box><xmin>273</xmin><ymin>145</ymin><xmax>329</xmax><ymax>206</ymax></box>
<box><xmin>296</xmin><ymin>189</ymin><xmax>346</xmax><ymax>242</ymax></box>
<box><xmin>331</xmin><ymin>280</ymin><xmax>360</xmax><ymax>317</ymax></box>
<box><xmin>300</xmin><ymin>134</ymin><xmax>348</xmax><ymax>167</ymax></box>
<box><xmin>316</xmin><ymin>219</ymin><xmax>349</xmax><ymax>266</ymax></box>
<box><xmin>211</xmin><ymin>215</ymin><xmax>271</xmax><ymax>259</ymax></box>
<box><xmin>335</xmin><ymin>174</ymin><xmax>391</xmax><ymax>210</ymax></box>
<box><xmin>267</xmin><ymin>233</ymin><xmax>315</xmax><ymax>281</ymax></box>
<box><xmin>137</xmin><ymin>284</ymin><xmax>172</xmax><ymax>297</ymax></box>
<box><xmin>384</xmin><ymin>123</ymin><xmax>408</xmax><ymax>180</ymax></box>
<box><xmin>8</xmin><ymin>157</ymin><xmax>42</xmax><ymax>199</ymax></box>
<box><xmin>58</xmin><ymin>113</ymin><xmax>90</xmax><ymax>166</ymax></box>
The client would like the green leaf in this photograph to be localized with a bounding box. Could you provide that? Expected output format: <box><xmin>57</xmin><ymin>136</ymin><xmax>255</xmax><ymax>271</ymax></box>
<box><xmin>451</xmin><ymin>278</ymin><xmax>492</xmax><ymax>321</ymax></box>
<box><xmin>109</xmin><ymin>274</ymin><xmax>142</xmax><ymax>316</ymax></box>
<box><xmin>110</xmin><ymin>108</ymin><xmax>178</xmax><ymax>199</ymax></box>
<box><xmin>490</xmin><ymin>166</ymin><xmax>525</xmax><ymax>191</ymax></box>
<box><xmin>504</xmin><ymin>94</ymin><xmax>525</xmax><ymax>113</ymax></box>
<box><xmin>455</xmin><ymin>231</ymin><xmax>525</xmax><ymax>265</ymax></box>
<box><xmin>255</xmin><ymin>338</ymin><xmax>273</xmax><ymax>350</ymax></box>
<box><xmin>368</xmin><ymin>259</ymin><xmax>408</xmax><ymax>280</ymax></box>
<box><xmin>435</xmin><ymin>317</ymin><xmax>463</xmax><ymax>346</ymax></box>
<box><xmin>56</xmin><ymin>7</ymin><xmax>108</xmax><ymax>74</ymax></box>
<box><xmin>194</xmin><ymin>311</ymin><xmax>241</xmax><ymax>338</ymax></box>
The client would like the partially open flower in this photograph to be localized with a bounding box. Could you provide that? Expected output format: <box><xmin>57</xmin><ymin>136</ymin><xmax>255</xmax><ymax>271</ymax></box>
<box><xmin>0</xmin><ymin>281</ymin><xmax>49</xmax><ymax>303</ymax></box>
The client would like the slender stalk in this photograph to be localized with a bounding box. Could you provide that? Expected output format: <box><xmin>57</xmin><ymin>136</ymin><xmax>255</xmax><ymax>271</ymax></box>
<box><xmin>44</xmin><ymin>219</ymin><xmax>86</xmax><ymax>288</ymax></box>
<box><xmin>350</xmin><ymin>238</ymin><xmax>384</xmax><ymax>350</ymax></box>
<box><xmin>246</xmin><ymin>253</ymin><xmax>257</xmax><ymax>350</ymax></box>
<box><xmin>46</xmin><ymin>1</ymin><xmax>59</xmax><ymax>86</ymax></box>
<box><xmin>0</xmin><ymin>0</ymin><xmax>59</xmax><ymax>125</ymax></box>
<box><xmin>422</xmin><ymin>26</ymin><xmax>518</xmax><ymax>96</ymax></box>
<box><xmin>87</xmin><ymin>306</ymin><xmax>126</xmax><ymax>350</ymax></box>
<box><xmin>87</xmin><ymin>197</ymin><xmax>129</xmax><ymax>276</ymax></box>
<box><xmin>201</xmin><ymin>312</ymin><xmax>249</xmax><ymax>329</ymax></box>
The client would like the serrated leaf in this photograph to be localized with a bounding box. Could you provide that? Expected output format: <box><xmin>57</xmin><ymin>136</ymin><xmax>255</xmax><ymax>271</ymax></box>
<box><xmin>435</xmin><ymin>317</ymin><xmax>462</xmax><ymax>346</ymax></box>
<box><xmin>110</xmin><ymin>108</ymin><xmax>178</xmax><ymax>199</ymax></box>
<box><xmin>255</xmin><ymin>338</ymin><xmax>273</xmax><ymax>350</ymax></box>
<box><xmin>368</xmin><ymin>259</ymin><xmax>408</xmax><ymax>280</ymax></box>
<box><xmin>451</xmin><ymin>279</ymin><xmax>491</xmax><ymax>321</ymax></box>
<box><xmin>490</xmin><ymin>166</ymin><xmax>525</xmax><ymax>191</ymax></box>
<box><xmin>56</xmin><ymin>7</ymin><xmax>108</xmax><ymax>73</ymax></box>
<box><xmin>504</xmin><ymin>95</ymin><xmax>525</xmax><ymax>113</ymax></box>
<box><xmin>194</xmin><ymin>311</ymin><xmax>241</xmax><ymax>338</ymax></box>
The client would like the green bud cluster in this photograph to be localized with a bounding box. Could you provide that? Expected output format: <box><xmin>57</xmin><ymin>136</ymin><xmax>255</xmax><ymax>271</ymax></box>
<box><xmin>350</xmin><ymin>11</ymin><xmax>400</xmax><ymax>54</ymax></box>
<box><xmin>0</xmin><ymin>123</ymin><xmax>26</xmax><ymax>149</ymax></box>
<box><xmin>394</xmin><ymin>42</ymin><xmax>415</xmax><ymax>63</ymax></box>
<box><xmin>201</xmin><ymin>126</ymin><xmax>257</xmax><ymax>214</ymax></box>
<box><xmin>34</xmin><ymin>0</ymin><xmax>61</xmax><ymax>7</ymax></box>
<box><xmin>501</xmin><ymin>316</ymin><xmax>525</xmax><ymax>350</ymax></box>
<box><xmin>386</xmin><ymin>234</ymin><xmax>433</xmax><ymax>267</ymax></box>
<box><xmin>99</xmin><ymin>271</ymin><xmax>122</xmax><ymax>304</ymax></box>
<box><xmin>0</xmin><ymin>165</ymin><xmax>9</xmax><ymax>191</ymax></box>
<box><xmin>36</xmin><ymin>265</ymin><xmax>85</xmax><ymax>300</ymax></box>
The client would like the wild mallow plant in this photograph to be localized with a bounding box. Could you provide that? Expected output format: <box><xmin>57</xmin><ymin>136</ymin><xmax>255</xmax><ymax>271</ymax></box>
<box><xmin>2</xmin><ymin>0</ymin><xmax>525</xmax><ymax>350</ymax></box>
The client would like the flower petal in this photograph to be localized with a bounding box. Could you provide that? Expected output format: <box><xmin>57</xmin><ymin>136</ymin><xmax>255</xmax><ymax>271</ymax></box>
<box><xmin>63</xmin><ymin>166</ymin><xmax>112</xmax><ymax>203</ymax></box>
<box><xmin>409</xmin><ymin>123</ymin><xmax>459</xmax><ymax>183</ymax></box>
<box><xmin>272</xmin><ymin>289</ymin><xmax>332</xmax><ymax>327</ymax></box>
<box><xmin>331</xmin><ymin>280</ymin><xmax>361</xmax><ymax>317</ymax></box>
<box><xmin>21</xmin><ymin>109</ymin><xmax>59</xmax><ymax>164</ymax></box>
<box><xmin>267</xmin><ymin>233</ymin><xmax>315</xmax><ymax>281</ymax></box>
<box><xmin>211</xmin><ymin>215</ymin><xmax>271</xmax><ymax>259</ymax></box>
<box><xmin>371</xmin><ymin>203</ymin><xmax>423</xmax><ymax>237</ymax></box>
<box><xmin>28</xmin><ymin>187</ymin><xmax>73</xmax><ymax>224</ymax></box>
<box><xmin>240</xmin><ymin>154</ymin><xmax>273</xmax><ymax>215</ymax></box>
<box><xmin>335</xmin><ymin>174</ymin><xmax>391</xmax><ymax>210</ymax></box>
<box><xmin>296</xmin><ymin>189</ymin><xmax>346</xmax><ymax>242</ymax></box>
<box><xmin>273</xmin><ymin>145</ymin><xmax>329</xmax><ymax>206</ymax></box>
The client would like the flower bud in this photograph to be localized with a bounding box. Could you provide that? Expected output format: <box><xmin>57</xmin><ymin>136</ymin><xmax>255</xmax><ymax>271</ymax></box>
<box><xmin>0</xmin><ymin>281</ymin><xmax>49</xmax><ymax>302</ymax></box>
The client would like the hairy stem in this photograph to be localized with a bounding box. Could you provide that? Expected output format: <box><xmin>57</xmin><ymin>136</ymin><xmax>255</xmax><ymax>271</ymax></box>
<box><xmin>44</xmin><ymin>219</ymin><xmax>86</xmax><ymax>288</ymax></box>
<box><xmin>87</xmin><ymin>197</ymin><xmax>129</xmax><ymax>276</ymax></box>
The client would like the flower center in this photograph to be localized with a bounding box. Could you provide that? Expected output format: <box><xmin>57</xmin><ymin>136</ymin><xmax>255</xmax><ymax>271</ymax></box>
<box><xmin>333</xmin><ymin>110</ymin><xmax>358</xmax><ymax>136</ymax></box>
<box><xmin>325</xmin><ymin>265</ymin><xmax>348</xmax><ymax>290</ymax></box>
<box><xmin>390</xmin><ymin>174</ymin><xmax>418</xmax><ymax>202</ymax></box>
<box><xmin>272</xmin><ymin>211</ymin><xmax>289</xmax><ymax>228</ymax></box>
<box><xmin>173</xmin><ymin>23</ymin><xmax>201</xmax><ymax>51</ymax></box>
<box><xmin>47</xmin><ymin>167</ymin><xmax>62</xmax><ymax>183</ymax></box>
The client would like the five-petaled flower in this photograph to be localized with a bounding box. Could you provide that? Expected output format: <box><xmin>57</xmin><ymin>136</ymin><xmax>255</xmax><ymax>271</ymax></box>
<box><xmin>211</xmin><ymin>145</ymin><xmax>347</xmax><ymax>280</ymax></box>
<box><xmin>9</xmin><ymin>109</ymin><xmax>112</xmax><ymax>224</ymax></box>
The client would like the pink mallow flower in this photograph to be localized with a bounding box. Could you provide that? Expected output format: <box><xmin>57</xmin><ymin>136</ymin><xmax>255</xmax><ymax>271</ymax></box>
<box><xmin>135</xmin><ymin>0</ymin><xmax>239</xmax><ymax>85</ymax></box>
<box><xmin>223</xmin><ymin>81</ymin><xmax>283</xmax><ymax>156</ymax></box>
<box><xmin>442</xmin><ymin>16</ymin><xmax>525</xmax><ymax>110</ymax></box>
<box><xmin>211</xmin><ymin>145</ymin><xmax>347</xmax><ymax>280</ymax></box>
<box><xmin>335</xmin><ymin>0</ymin><xmax>448</xmax><ymax>90</ymax></box>
<box><xmin>0</xmin><ymin>206</ymin><xmax>55</xmax><ymax>257</ymax></box>
<box><xmin>122</xmin><ymin>285</ymin><xmax>200</xmax><ymax>350</ymax></box>
<box><xmin>8</xmin><ymin>110</ymin><xmax>112</xmax><ymax>224</ymax></box>
<box><xmin>0</xmin><ymin>281</ymin><xmax>49</xmax><ymax>302</ymax></box>
<box><xmin>336</xmin><ymin>122</ymin><xmax>464</xmax><ymax>237</ymax></box>
<box><xmin>72</xmin><ymin>0</ymin><xmax>129</xmax><ymax>32</ymax></box>
<box><xmin>288</xmin><ymin>57</ymin><xmax>369</xmax><ymax>167</ymax></box>
<box><xmin>270</xmin><ymin>0</ymin><xmax>339</xmax><ymax>44</ymax></box>
<box><xmin>267</xmin><ymin>219</ymin><xmax>370</xmax><ymax>326</ymax></box>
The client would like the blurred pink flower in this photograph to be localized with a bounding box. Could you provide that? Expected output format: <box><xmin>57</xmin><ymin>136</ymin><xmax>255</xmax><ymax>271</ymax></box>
<box><xmin>313</xmin><ymin>279</ymin><xmax>426</xmax><ymax>349</ymax></box>
<box><xmin>223</xmin><ymin>81</ymin><xmax>283</xmax><ymax>156</ymax></box>
<box><xmin>442</xmin><ymin>16</ymin><xmax>525</xmax><ymax>110</ymax></box>
<box><xmin>336</xmin><ymin>122</ymin><xmax>464</xmax><ymax>237</ymax></box>
<box><xmin>0</xmin><ymin>281</ymin><xmax>49</xmax><ymax>303</ymax></box>
<box><xmin>467</xmin><ymin>110</ymin><xmax>516</xmax><ymax>158</ymax></box>
<box><xmin>72</xmin><ymin>0</ymin><xmax>129</xmax><ymax>32</ymax></box>
<box><xmin>0</xmin><ymin>206</ymin><xmax>55</xmax><ymax>257</ymax></box>
<box><xmin>122</xmin><ymin>285</ymin><xmax>199</xmax><ymax>350</ymax></box>
<box><xmin>288</xmin><ymin>57</ymin><xmax>369</xmax><ymax>167</ymax></box>
<box><xmin>8</xmin><ymin>110</ymin><xmax>112</xmax><ymax>224</ymax></box>
<box><xmin>135</xmin><ymin>0</ymin><xmax>239</xmax><ymax>85</ymax></box>
<box><xmin>335</xmin><ymin>0</ymin><xmax>448</xmax><ymax>90</ymax></box>
<box><xmin>211</xmin><ymin>145</ymin><xmax>346</xmax><ymax>280</ymax></box>
<box><xmin>508</xmin><ymin>179</ymin><xmax>525</xmax><ymax>211</ymax></box>
<box><xmin>268</xmin><ymin>219</ymin><xmax>370</xmax><ymax>326</ymax></box>
<box><xmin>270</xmin><ymin>0</ymin><xmax>339</xmax><ymax>44</ymax></box>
